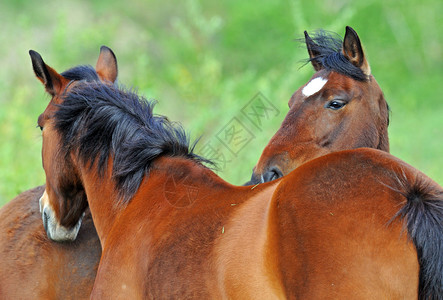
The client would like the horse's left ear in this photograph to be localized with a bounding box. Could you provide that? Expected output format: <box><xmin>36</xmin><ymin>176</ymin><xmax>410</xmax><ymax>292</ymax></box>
<box><xmin>342</xmin><ymin>26</ymin><xmax>371</xmax><ymax>76</ymax></box>
<box><xmin>95</xmin><ymin>46</ymin><xmax>118</xmax><ymax>83</ymax></box>
<box><xmin>305</xmin><ymin>31</ymin><xmax>323</xmax><ymax>72</ymax></box>
<box><xmin>29</xmin><ymin>50</ymin><xmax>69</xmax><ymax>96</ymax></box>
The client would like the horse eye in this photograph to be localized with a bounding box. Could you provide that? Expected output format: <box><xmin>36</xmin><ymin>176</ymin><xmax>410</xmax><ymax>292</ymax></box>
<box><xmin>325</xmin><ymin>100</ymin><xmax>347</xmax><ymax>110</ymax></box>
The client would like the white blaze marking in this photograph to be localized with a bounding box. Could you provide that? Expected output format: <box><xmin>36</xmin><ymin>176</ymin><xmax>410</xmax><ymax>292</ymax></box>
<box><xmin>302</xmin><ymin>77</ymin><xmax>328</xmax><ymax>97</ymax></box>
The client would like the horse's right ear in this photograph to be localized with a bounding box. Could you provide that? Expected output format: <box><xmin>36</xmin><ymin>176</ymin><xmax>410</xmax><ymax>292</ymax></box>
<box><xmin>305</xmin><ymin>31</ymin><xmax>323</xmax><ymax>71</ymax></box>
<box><xmin>95</xmin><ymin>46</ymin><xmax>118</xmax><ymax>83</ymax></box>
<box><xmin>29</xmin><ymin>50</ymin><xmax>67</xmax><ymax>96</ymax></box>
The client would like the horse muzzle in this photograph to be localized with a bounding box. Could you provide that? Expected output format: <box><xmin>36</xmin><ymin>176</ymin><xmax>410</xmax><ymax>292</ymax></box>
<box><xmin>245</xmin><ymin>166</ymin><xmax>284</xmax><ymax>185</ymax></box>
<box><xmin>39</xmin><ymin>192</ymin><xmax>85</xmax><ymax>242</ymax></box>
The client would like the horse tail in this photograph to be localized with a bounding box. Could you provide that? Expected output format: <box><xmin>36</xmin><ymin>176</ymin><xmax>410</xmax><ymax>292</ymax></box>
<box><xmin>392</xmin><ymin>172</ymin><xmax>443</xmax><ymax>299</ymax></box>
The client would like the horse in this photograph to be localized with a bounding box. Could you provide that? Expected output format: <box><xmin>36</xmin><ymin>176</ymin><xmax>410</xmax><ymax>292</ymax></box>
<box><xmin>0</xmin><ymin>46</ymin><xmax>118</xmax><ymax>299</ymax></box>
<box><xmin>0</xmin><ymin>185</ymin><xmax>100</xmax><ymax>299</ymax></box>
<box><xmin>34</xmin><ymin>47</ymin><xmax>443</xmax><ymax>298</ymax></box>
<box><xmin>247</xmin><ymin>26</ymin><xmax>390</xmax><ymax>184</ymax></box>
<box><xmin>0</xmin><ymin>26</ymin><xmax>395</xmax><ymax>298</ymax></box>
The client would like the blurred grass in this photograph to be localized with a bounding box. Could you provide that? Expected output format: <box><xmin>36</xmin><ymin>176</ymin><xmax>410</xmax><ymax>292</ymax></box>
<box><xmin>0</xmin><ymin>0</ymin><xmax>441</xmax><ymax>206</ymax></box>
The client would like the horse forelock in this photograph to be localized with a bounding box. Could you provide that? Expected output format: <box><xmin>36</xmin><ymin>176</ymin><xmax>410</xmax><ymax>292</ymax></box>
<box><xmin>301</xmin><ymin>30</ymin><xmax>368</xmax><ymax>81</ymax></box>
<box><xmin>61</xmin><ymin>65</ymin><xmax>100</xmax><ymax>82</ymax></box>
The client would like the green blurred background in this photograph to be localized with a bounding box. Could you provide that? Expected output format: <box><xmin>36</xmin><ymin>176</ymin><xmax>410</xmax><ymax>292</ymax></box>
<box><xmin>0</xmin><ymin>0</ymin><xmax>441</xmax><ymax>206</ymax></box>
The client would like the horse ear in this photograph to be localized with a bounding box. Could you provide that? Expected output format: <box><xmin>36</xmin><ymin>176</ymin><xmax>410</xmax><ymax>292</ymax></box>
<box><xmin>342</xmin><ymin>26</ymin><xmax>371</xmax><ymax>76</ymax></box>
<box><xmin>29</xmin><ymin>50</ymin><xmax>67</xmax><ymax>96</ymax></box>
<box><xmin>95</xmin><ymin>46</ymin><xmax>118</xmax><ymax>83</ymax></box>
<box><xmin>304</xmin><ymin>31</ymin><xmax>323</xmax><ymax>71</ymax></box>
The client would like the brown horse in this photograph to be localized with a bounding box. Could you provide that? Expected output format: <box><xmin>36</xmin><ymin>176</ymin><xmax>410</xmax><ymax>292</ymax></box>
<box><xmin>0</xmin><ymin>185</ymin><xmax>100</xmax><ymax>299</ymax></box>
<box><xmin>0</xmin><ymin>46</ymin><xmax>118</xmax><ymax>299</ymax></box>
<box><xmin>34</xmin><ymin>50</ymin><xmax>443</xmax><ymax>298</ymax></box>
<box><xmin>248</xmin><ymin>26</ymin><xmax>390</xmax><ymax>184</ymax></box>
<box><xmin>0</xmin><ymin>27</ymin><xmax>395</xmax><ymax>298</ymax></box>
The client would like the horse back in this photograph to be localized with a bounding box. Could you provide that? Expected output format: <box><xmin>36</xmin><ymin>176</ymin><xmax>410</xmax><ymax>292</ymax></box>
<box><xmin>273</xmin><ymin>148</ymin><xmax>421</xmax><ymax>299</ymax></box>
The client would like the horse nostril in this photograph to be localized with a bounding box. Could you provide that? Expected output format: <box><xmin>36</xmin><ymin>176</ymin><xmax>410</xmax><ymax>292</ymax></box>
<box><xmin>244</xmin><ymin>171</ymin><xmax>261</xmax><ymax>186</ymax></box>
<box><xmin>262</xmin><ymin>167</ymin><xmax>283</xmax><ymax>183</ymax></box>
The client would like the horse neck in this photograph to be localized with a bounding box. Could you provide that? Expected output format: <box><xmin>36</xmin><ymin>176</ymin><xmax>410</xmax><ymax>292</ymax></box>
<box><xmin>369</xmin><ymin>77</ymin><xmax>390</xmax><ymax>152</ymax></box>
<box><xmin>78</xmin><ymin>160</ymin><xmax>121</xmax><ymax>246</ymax></box>
<box><xmin>79</xmin><ymin>156</ymin><xmax>229</xmax><ymax>246</ymax></box>
<box><xmin>376</xmin><ymin>110</ymin><xmax>390</xmax><ymax>152</ymax></box>
<box><xmin>377</xmin><ymin>132</ymin><xmax>389</xmax><ymax>152</ymax></box>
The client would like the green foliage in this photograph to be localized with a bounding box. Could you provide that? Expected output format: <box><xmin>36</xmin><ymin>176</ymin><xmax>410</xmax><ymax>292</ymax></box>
<box><xmin>0</xmin><ymin>0</ymin><xmax>441</xmax><ymax>206</ymax></box>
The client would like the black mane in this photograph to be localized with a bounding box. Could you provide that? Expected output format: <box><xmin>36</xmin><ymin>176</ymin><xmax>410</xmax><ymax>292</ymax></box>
<box><xmin>54</xmin><ymin>76</ymin><xmax>211</xmax><ymax>202</ymax></box>
<box><xmin>302</xmin><ymin>30</ymin><xmax>368</xmax><ymax>81</ymax></box>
